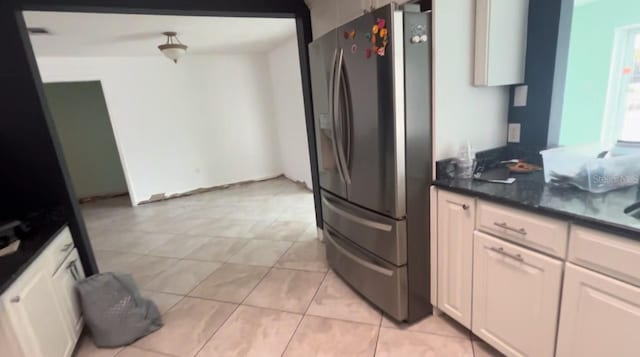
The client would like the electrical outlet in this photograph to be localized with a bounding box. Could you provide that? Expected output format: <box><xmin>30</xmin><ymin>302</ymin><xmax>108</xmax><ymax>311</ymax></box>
<box><xmin>508</xmin><ymin>123</ymin><xmax>521</xmax><ymax>143</ymax></box>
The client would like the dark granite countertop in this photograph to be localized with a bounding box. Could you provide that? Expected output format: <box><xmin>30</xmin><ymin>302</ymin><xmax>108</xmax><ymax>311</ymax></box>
<box><xmin>0</xmin><ymin>211</ymin><xmax>67</xmax><ymax>294</ymax></box>
<box><xmin>434</xmin><ymin>171</ymin><xmax>640</xmax><ymax>240</ymax></box>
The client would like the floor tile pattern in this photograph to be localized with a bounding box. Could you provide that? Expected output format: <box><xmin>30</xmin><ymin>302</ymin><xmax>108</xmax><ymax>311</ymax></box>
<box><xmin>75</xmin><ymin>177</ymin><xmax>501</xmax><ymax>357</ymax></box>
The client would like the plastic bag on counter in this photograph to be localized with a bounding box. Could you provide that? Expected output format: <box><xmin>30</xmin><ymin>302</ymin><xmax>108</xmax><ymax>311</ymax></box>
<box><xmin>541</xmin><ymin>145</ymin><xmax>640</xmax><ymax>193</ymax></box>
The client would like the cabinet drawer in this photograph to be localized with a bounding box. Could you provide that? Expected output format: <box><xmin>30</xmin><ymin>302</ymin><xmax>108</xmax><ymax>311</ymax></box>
<box><xmin>324</xmin><ymin>226</ymin><xmax>408</xmax><ymax>321</ymax></box>
<box><xmin>477</xmin><ymin>200</ymin><xmax>568</xmax><ymax>258</ymax></box>
<box><xmin>569</xmin><ymin>225</ymin><xmax>640</xmax><ymax>287</ymax></box>
<box><xmin>47</xmin><ymin>227</ymin><xmax>74</xmax><ymax>274</ymax></box>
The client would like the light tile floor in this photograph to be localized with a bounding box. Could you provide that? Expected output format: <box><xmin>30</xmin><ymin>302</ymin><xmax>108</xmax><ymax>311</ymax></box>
<box><xmin>76</xmin><ymin>177</ymin><xmax>502</xmax><ymax>357</ymax></box>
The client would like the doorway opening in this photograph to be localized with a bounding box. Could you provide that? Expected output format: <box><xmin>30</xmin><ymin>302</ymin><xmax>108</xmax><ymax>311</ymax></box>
<box><xmin>43</xmin><ymin>80</ymin><xmax>130</xmax><ymax>203</ymax></box>
<box><xmin>23</xmin><ymin>12</ymin><xmax>329</xmax><ymax>354</ymax></box>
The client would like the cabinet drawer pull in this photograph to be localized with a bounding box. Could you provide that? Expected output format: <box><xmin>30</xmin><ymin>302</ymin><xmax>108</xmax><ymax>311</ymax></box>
<box><xmin>494</xmin><ymin>222</ymin><xmax>527</xmax><ymax>235</ymax></box>
<box><xmin>490</xmin><ymin>246</ymin><xmax>524</xmax><ymax>262</ymax></box>
<box><xmin>67</xmin><ymin>260</ymin><xmax>80</xmax><ymax>281</ymax></box>
<box><xmin>450</xmin><ymin>202</ymin><xmax>470</xmax><ymax>210</ymax></box>
<box><xmin>61</xmin><ymin>243</ymin><xmax>73</xmax><ymax>252</ymax></box>
<box><xmin>10</xmin><ymin>296</ymin><xmax>20</xmax><ymax>303</ymax></box>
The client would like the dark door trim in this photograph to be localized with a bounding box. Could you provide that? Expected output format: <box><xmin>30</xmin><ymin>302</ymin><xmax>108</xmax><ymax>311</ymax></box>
<box><xmin>8</xmin><ymin>0</ymin><xmax>320</xmax><ymax>276</ymax></box>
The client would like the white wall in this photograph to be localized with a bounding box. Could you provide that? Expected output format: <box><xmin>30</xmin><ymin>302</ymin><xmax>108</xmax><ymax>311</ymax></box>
<box><xmin>433</xmin><ymin>0</ymin><xmax>509</xmax><ymax>159</ymax></box>
<box><xmin>37</xmin><ymin>55</ymin><xmax>282</xmax><ymax>204</ymax></box>
<box><xmin>267</xmin><ymin>36</ymin><xmax>313</xmax><ymax>189</ymax></box>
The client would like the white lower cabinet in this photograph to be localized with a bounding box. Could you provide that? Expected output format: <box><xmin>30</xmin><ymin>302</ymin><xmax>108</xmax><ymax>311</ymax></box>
<box><xmin>472</xmin><ymin>231</ymin><xmax>563</xmax><ymax>357</ymax></box>
<box><xmin>556</xmin><ymin>263</ymin><xmax>640</xmax><ymax>357</ymax></box>
<box><xmin>0</xmin><ymin>227</ymin><xmax>83</xmax><ymax>357</ymax></box>
<box><xmin>437</xmin><ymin>190</ymin><xmax>475</xmax><ymax>328</ymax></box>
<box><xmin>1</xmin><ymin>250</ymin><xmax>74</xmax><ymax>357</ymax></box>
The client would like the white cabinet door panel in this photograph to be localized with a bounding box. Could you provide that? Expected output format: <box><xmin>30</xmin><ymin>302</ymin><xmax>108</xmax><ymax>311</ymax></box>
<box><xmin>2</xmin><ymin>254</ymin><xmax>74</xmax><ymax>357</ymax></box>
<box><xmin>556</xmin><ymin>263</ymin><xmax>640</xmax><ymax>357</ymax></box>
<box><xmin>437</xmin><ymin>190</ymin><xmax>475</xmax><ymax>327</ymax></box>
<box><xmin>472</xmin><ymin>231</ymin><xmax>562</xmax><ymax>357</ymax></box>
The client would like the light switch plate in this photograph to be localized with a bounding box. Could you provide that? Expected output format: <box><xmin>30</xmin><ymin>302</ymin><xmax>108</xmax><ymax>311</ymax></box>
<box><xmin>508</xmin><ymin>123</ymin><xmax>521</xmax><ymax>143</ymax></box>
<box><xmin>513</xmin><ymin>85</ymin><xmax>528</xmax><ymax>107</ymax></box>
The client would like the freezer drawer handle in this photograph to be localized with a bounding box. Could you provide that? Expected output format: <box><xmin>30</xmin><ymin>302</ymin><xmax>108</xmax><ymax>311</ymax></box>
<box><xmin>326</xmin><ymin>231</ymin><xmax>394</xmax><ymax>277</ymax></box>
<box><xmin>489</xmin><ymin>246</ymin><xmax>524</xmax><ymax>262</ymax></box>
<box><xmin>322</xmin><ymin>197</ymin><xmax>393</xmax><ymax>232</ymax></box>
<box><xmin>494</xmin><ymin>222</ymin><xmax>527</xmax><ymax>235</ymax></box>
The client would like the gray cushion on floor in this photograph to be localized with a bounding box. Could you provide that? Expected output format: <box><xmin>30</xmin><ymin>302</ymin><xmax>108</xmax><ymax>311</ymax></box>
<box><xmin>76</xmin><ymin>272</ymin><xmax>163</xmax><ymax>348</ymax></box>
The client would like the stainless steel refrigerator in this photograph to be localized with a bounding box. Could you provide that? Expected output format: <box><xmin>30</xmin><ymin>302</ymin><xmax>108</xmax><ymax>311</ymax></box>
<box><xmin>309</xmin><ymin>4</ymin><xmax>432</xmax><ymax>322</ymax></box>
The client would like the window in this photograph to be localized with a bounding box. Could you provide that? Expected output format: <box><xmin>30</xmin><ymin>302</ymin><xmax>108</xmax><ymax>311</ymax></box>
<box><xmin>602</xmin><ymin>28</ymin><xmax>640</xmax><ymax>143</ymax></box>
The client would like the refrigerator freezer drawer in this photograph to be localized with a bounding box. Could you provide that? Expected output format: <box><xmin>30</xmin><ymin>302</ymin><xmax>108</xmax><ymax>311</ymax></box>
<box><xmin>322</xmin><ymin>191</ymin><xmax>407</xmax><ymax>265</ymax></box>
<box><xmin>325</xmin><ymin>226</ymin><xmax>408</xmax><ymax>321</ymax></box>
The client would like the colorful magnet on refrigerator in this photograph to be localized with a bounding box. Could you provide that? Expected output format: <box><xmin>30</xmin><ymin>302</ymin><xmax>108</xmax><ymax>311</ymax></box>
<box><xmin>365</xmin><ymin>48</ymin><xmax>372</xmax><ymax>59</ymax></box>
<box><xmin>377</xmin><ymin>18</ymin><xmax>386</xmax><ymax>28</ymax></box>
<box><xmin>372</xmin><ymin>24</ymin><xmax>379</xmax><ymax>34</ymax></box>
<box><xmin>371</xmin><ymin>34</ymin><xmax>377</xmax><ymax>44</ymax></box>
<box><xmin>365</xmin><ymin>32</ymin><xmax>371</xmax><ymax>40</ymax></box>
<box><xmin>379</xmin><ymin>28</ymin><xmax>388</xmax><ymax>38</ymax></box>
<box><xmin>349</xmin><ymin>30</ymin><xmax>356</xmax><ymax>39</ymax></box>
<box><xmin>351</xmin><ymin>44</ymin><xmax>358</xmax><ymax>54</ymax></box>
<box><xmin>377</xmin><ymin>47</ymin><xmax>386</xmax><ymax>56</ymax></box>
<box><xmin>343</xmin><ymin>31</ymin><xmax>349</xmax><ymax>39</ymax></box>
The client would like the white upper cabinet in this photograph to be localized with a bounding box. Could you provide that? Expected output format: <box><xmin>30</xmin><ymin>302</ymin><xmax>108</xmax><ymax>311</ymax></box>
<box><xmin>437</xmin><ymin>190</ymin><xmax>475</xmax><ymax>328</ymax></box>
<box><xmin>474</xmin><ymin>0</ymin><xmax>529</xmax><ymax>86</ymax></box>
<box><xmin>472</xmin><ymin>231</ymin><xmax>563</xmax><ymax>357</ymax></box>
<box><xmin>556</xmin><ymin>263</ymin><xmax>640</xmax><ymax>357</ymax></box>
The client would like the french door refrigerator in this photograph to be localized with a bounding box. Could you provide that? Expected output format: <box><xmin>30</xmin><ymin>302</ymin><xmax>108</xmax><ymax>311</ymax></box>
<box><xmin>309</xmin><ymin>4</ymin><xmax>432</xmax><ymax>322</ymax></box>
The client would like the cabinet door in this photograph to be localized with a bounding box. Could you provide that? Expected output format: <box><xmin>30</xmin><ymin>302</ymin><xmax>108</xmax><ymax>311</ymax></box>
<box><xmin>53</xmin><ymin>248</ymin><xmax>85</xmax><ymax>342</ymax></box>
<box><xmin>556</xmin><ymin>263</ymin><xmax>640</xmax><ymax>357</ymax></box>
<box><xmin>472</xmin><ymin>231</ymin><xmax>562</xmax><ymax>357</ymax></box>
<box><xmin>437</xmin><ymin>190</ymin><xmax>475</xmax><ymax>327</ymax></box>
<box><xmin>0</xmin><ymin>305</ymin><xmax>24</xmax><ymax>357</ymax></box>
<box><xmin>3</xmin><ymin>255</ymin><xmax>74</xmax><ymax>357</ymax></box>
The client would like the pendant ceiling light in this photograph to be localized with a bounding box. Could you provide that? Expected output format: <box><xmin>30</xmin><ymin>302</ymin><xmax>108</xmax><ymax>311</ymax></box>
<box><xmin>158</xmin><ymin>31</ymin><xmax>187</xmax><ymax>63</ymax></box>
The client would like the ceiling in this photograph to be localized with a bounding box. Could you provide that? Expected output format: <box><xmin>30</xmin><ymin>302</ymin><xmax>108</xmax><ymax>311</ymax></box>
<box><xmin>23</xmin><ymin>11</ymin><xmax>297</xmax><ymax>57</ymax></box>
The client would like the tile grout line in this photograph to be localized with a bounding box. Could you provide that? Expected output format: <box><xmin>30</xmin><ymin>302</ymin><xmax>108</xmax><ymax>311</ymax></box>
<box><xmin>279</xmin><ymin>269</ymin><xmax>331</xmax><ymax>356</ymax></box>
<box><xmin>189</xmin><ymin>258</ymin><xmax>281</xmax><ymax>357</ymax></box>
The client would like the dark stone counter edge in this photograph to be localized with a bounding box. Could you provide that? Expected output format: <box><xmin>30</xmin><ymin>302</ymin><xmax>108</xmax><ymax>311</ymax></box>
<box><xmin>433</xmin><ymin>183</ymin><xmax>640</xmax><ymax>241</ymax></box>
<box><xmin>0</xmin><ymin>222</ymin><xmax>68</xmax><ymax>295</ymax></box>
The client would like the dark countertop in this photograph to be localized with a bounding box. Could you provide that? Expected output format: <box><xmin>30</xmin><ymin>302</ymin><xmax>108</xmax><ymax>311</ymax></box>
<box><xmin>0</xmin><ymin>212</ymin><xmax>67</xmax><ymax>295</ymax></box>
<box><xmin>434</xmin><ymin>171</ymin><xmax>640</xmax><ymax>240</ymax></box>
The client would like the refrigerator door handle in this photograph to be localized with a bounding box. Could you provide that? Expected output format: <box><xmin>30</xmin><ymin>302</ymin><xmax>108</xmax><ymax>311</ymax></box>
<box><xmin>340</xmin><ymin>57</ymin><xmax>353</xmax><ymax>176</ymax></box>
<box><xmin>322</xmin><ymin>196</ymin><xmax>393</xmax><ymax>232</ymax></box>
<box><xmin>333</xmin><ymin>48</ymin><xmax>351</xmax><ymax>185</ymax></box>
<box><xmin>325</xmin><ymin>230</ymin><xmax>394</xmax><ymax>277</ymax></box>
<box><xmin>329</xmin><ymin>48</ymin><xmax>346</xmax><ymax>182</ymax></box>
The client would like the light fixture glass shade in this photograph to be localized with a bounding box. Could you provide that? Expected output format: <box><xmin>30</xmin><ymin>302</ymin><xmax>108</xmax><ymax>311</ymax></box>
<box><xmin>158</xmin><ymin>44</ymin><xmax>188</xmax><ymax>63</ymax></box>
<box><xmin>158</xmin><ymin>32</ymin><xmax>188</xmax><ymax>63</ymax></box>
